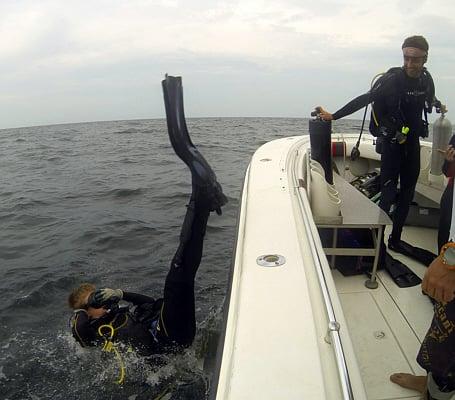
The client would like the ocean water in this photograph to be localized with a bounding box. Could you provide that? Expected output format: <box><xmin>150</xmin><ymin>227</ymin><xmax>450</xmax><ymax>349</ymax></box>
<box><xmin>0</xmin><ymin>117</ymin><xmax>360</xmax><ymax>399</ymax></box>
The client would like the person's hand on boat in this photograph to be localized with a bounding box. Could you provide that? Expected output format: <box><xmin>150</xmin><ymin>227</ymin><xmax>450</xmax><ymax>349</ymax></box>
<box><xmin>314</xmin><ymin>106</ymin><xmax>334</xmax><ymax>121</ymax></box>
<box><xmin>422</xmin><ymin>255</ymin><xmax>455</xmax><ymax>303</ymax></box>
<box><xmin>437</xmin><ymin>103</ymin><xmax>448</xmax><ymax>114</ymax></box>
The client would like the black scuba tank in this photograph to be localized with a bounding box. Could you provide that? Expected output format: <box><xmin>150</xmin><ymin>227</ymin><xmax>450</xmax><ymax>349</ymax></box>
<box><xmin>308</xmin><ymin>117</ymin><xmax>333</xmax><ymax>184</ymax></box>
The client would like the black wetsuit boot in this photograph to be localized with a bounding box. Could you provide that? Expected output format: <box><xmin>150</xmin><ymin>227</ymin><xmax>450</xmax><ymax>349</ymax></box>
<box><xmin>380</xmin><ymin>137</ymin><xmax>437</xmax><ymax>266</ymax></box>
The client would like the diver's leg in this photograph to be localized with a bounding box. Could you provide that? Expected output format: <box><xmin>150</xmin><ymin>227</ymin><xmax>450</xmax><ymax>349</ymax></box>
<box><xmin>159</xmin><ymin>75</ymin><xmax>227</xmax><ymax>346</ymax></box>
<box><xmin>390</xmin><ymin>138</ymin><xmax>420</xmax><ymax>243</ymax></box>
<box><xmin>378</xmin><ymin>139</ymin><xmax>400</xmax><ymax>262</ymax></box>
<box><xmin>379</xmin><ymin>140</ymin><xmax>401</xmax><ymax>214</ymax></box>
<box><xmin>159</xmin><ymin>186</ymin><xmax>211</xmax><ymax>346</ymax></box>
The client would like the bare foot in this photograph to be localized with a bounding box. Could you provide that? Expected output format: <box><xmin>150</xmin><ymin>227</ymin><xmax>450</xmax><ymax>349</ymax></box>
<box><xmin>390</xmin><ymin>373</ymin><xmax>426</xmax><ymax>393</ymax></box>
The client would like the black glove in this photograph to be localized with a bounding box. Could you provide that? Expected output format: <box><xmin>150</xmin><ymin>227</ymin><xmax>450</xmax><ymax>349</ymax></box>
<box><xmin>88</xmin><ymin>288</ymin><xmax>123</xmax><ymax>309</ymax></box>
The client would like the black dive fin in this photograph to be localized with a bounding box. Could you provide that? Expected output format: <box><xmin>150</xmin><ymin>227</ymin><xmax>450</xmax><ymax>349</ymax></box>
<box><xmin>388</xmin><ymin>240</ymin><xmax>437</xmax><ymax>266</ymax></box>
<box><xmin>384</xmin><ymin>253</ymin><xmax>422</xmax><ymax>288</ymax></box>
<box><xmin>162</xmin><ymin>75</ymin><xmax>227</xmax><ymax>214</ymax></box>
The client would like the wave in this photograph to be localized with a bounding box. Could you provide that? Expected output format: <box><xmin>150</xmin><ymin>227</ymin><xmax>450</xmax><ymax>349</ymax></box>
<box><xmin>13</xmin><ymin>213</ymin><xmax>57</xmax><ymax>228</ymax></box>
<box><xmin>94</xmin><ymin>232</ymin><xmax>153</xmax><ymax>251</ymax></box>
<box><xmin>104</xmin><ymin>188</ymin><xmax>145</xmax><ymax>199</ymax></box>
<box><xmin>9</xmin><ymin>198</ymin><xmax>51</xmax><ymax>211</ymax></box>
<box><xmin>114</xmin><ymin>128</ymin><xmax>140</xmax><ymax>134</ymax></box>
<box><xmin>45</xmin><ymin>156</ymin><xmax>63</xmax><ymax>162</ymax></box>
<box><xmin>120</xmin><ymin>157</ymin><xmax>139</xmax><ymax>164</ymax></box>
<box><xmin>0</xmin><ymin>212</ymin><xmax>15</xmax><ymax>223</ymax></box>
<box><xmin>0</xmin><ymin>243</ymin><xmax>36</xmax><ymax>260</ymax></box>
<box><xmin>11</xmin><ymin>275</ymin><xmax>75</xmax><ymax>310</ymax></box>
<box><xmin>72</xmin><ymin>220</ymin><xmax>163</xmax><ymax>252</ymax></box>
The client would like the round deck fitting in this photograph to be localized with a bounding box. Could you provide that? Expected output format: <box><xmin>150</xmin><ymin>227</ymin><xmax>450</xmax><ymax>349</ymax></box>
<box><xmin>256</xmin><ymin>254</ymin><xmax>286</xmax><ymax>267</ymax></box>
<box><xmin>365</xmin><ymin>278</ymin><xmax>379</xmax><ymax>289</ymax></box>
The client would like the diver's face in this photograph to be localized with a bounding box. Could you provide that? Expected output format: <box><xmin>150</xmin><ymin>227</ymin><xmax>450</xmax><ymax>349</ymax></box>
<box><xmin>87</xmin><ymin>306</ymin><xmax>107</xmax><ymax>319</ymax></box>
<box><xmin>403</xmin><ymin>47</ymin><xmax>427</xmax><ymax>78</ymax></box>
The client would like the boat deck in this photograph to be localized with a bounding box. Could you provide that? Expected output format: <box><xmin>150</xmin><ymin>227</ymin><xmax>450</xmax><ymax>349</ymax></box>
<box><xmin>212</xmin><ymin>135</ymin><xmax>442</xmax><ymax>400</ymax></box>
<box><xmin>332</xmin><ymin>225</ymin><xmax>437</xmax><ymax>400</ymax></box>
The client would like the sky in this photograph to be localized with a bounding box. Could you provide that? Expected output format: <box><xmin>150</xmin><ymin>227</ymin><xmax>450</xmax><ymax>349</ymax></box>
<box><xmin>1</xmin><ymin>0</ymin><xmax>455</xmax><ymax>129</ymax></box>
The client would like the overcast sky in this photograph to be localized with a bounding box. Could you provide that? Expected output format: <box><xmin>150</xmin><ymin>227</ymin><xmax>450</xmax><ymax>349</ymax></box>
<box><xmin>1</xmin><ymin>0</ymin><xmax>454</xmax><ymax>129</ymax></box>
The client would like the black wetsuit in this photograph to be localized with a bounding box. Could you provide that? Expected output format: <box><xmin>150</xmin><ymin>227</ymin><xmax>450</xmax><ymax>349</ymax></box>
<box><xmin>70</xmin><ymin>75</ymin><xmax>227</xmax><ymax>358</ymax></box>
<box><xmin>70</xmin><ymin>187</ymin><xmax>211</xmax><ymax>355</ymax></box>
<box><xmin>332</xmin><ymin>67</ymin><xmax>438</xmax><ymax>246</ymax></box>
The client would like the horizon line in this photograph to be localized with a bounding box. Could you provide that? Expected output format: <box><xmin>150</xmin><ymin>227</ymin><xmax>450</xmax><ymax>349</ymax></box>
<box><xmin>0</xmin><ymin>115</ymin><xmax>367</xmax><ymax>131</ymax></box>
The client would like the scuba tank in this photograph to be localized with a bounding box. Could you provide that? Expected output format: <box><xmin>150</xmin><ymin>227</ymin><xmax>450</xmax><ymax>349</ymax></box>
<box><xmin>431</xmin><ymin>113</ymin><xmax>452</xmax><ymax>175</ymax></box>
<box><xmin>352</xmin><ymin>73</ymin><xmax>385</xmax><ymax>159</ymax></box>
<box><xmin>309</xmin><ymin>111</ymin><xmax>333</xmax><ymax>184</ymax></box>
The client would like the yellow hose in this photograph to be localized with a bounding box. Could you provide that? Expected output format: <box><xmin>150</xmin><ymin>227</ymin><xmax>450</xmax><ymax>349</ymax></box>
<box><xmin>98</xmin><ymin>324</ymin><xmax>126</xmax><ymax>385</ymax></box>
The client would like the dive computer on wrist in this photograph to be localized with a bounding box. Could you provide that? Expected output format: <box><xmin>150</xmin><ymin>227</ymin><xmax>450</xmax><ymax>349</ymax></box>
<box><xmin>440</xmin><ymin>242</ymin><xmax>455</xmax><ymax>270</ymax></box>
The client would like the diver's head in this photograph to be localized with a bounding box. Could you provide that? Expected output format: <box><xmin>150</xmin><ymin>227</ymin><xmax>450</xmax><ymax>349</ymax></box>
<box><xmin>68</xmin><ymin>283</ymin><xmax>108</xmax><ymax>319</ymax></box>
<box><xmin>402</xmin><ymin>35</ymin><xmax>428</xmax><ymax>78</ymax></box>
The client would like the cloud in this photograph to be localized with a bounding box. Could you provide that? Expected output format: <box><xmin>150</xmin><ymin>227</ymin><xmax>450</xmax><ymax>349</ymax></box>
<box><xmin>0</xmin><ymin>0</ymin><xmax>454</xmax><ymax>128</ymax></box>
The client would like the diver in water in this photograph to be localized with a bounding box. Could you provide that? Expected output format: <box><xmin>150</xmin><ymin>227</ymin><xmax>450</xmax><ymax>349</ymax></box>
<box><xmin>68</xmin><ymin>76</ymin><xmax>228</xmax><ymax>358</ymax></box>
<box><xmin>317</xmin><ymin>35</ymin><xmax>446</xmax><ymax>268</ymax></box>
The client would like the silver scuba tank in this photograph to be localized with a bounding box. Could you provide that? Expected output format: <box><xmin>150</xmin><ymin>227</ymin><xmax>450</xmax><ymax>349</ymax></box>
<box><xmin>431</xmin><ymin>114</ymin><xmax>452</xmax><ymax>175</ymax></box>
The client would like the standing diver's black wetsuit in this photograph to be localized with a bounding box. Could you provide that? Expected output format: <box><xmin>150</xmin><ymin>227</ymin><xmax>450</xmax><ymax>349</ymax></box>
<box><xmin>331</xmin><ymin>67</ymin><xmax>440</xmax><ymax>253</ymax></box>
<box><xmin>70</xmin><ymin>75</ymin><xmax>228</xmax><ymax>356</ymax></box>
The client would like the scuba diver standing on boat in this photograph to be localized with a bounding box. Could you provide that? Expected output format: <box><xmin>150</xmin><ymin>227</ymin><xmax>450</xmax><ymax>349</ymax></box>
<box><xmin>68</xmin><ymin>76</ymin><xmax>228</xmax><ymax>380</ymax></box>
<box><xmin>316</xmin><ymin>35</ymin><xmax>446</xmax><ymax>267</ymax></box>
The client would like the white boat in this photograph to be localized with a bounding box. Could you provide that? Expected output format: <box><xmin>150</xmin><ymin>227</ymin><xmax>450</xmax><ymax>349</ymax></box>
<box><xmin>211</xmin><ymin>132</ymin><xmax>447</xmax><ymax>399</ymax></box>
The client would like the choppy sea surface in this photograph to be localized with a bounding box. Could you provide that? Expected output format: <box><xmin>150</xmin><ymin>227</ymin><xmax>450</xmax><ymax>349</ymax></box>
<box><xmin>0</xmin><ymin>117</ymin><xmax>361</xmax><ymax>399</ymax></box>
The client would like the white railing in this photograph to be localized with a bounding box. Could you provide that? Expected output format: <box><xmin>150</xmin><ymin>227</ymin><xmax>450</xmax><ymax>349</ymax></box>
<box><xmin>289</xmin><ymin>141</ymin><xmax>355</xmax><ymax>400</ymax></box>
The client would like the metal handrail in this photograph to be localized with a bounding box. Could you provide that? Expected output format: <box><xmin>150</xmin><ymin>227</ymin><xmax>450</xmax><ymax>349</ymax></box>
<box><xmin>289</xmin><ymin>141</ymin><xmax>355</xmax><ymax>400</ymax></box>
